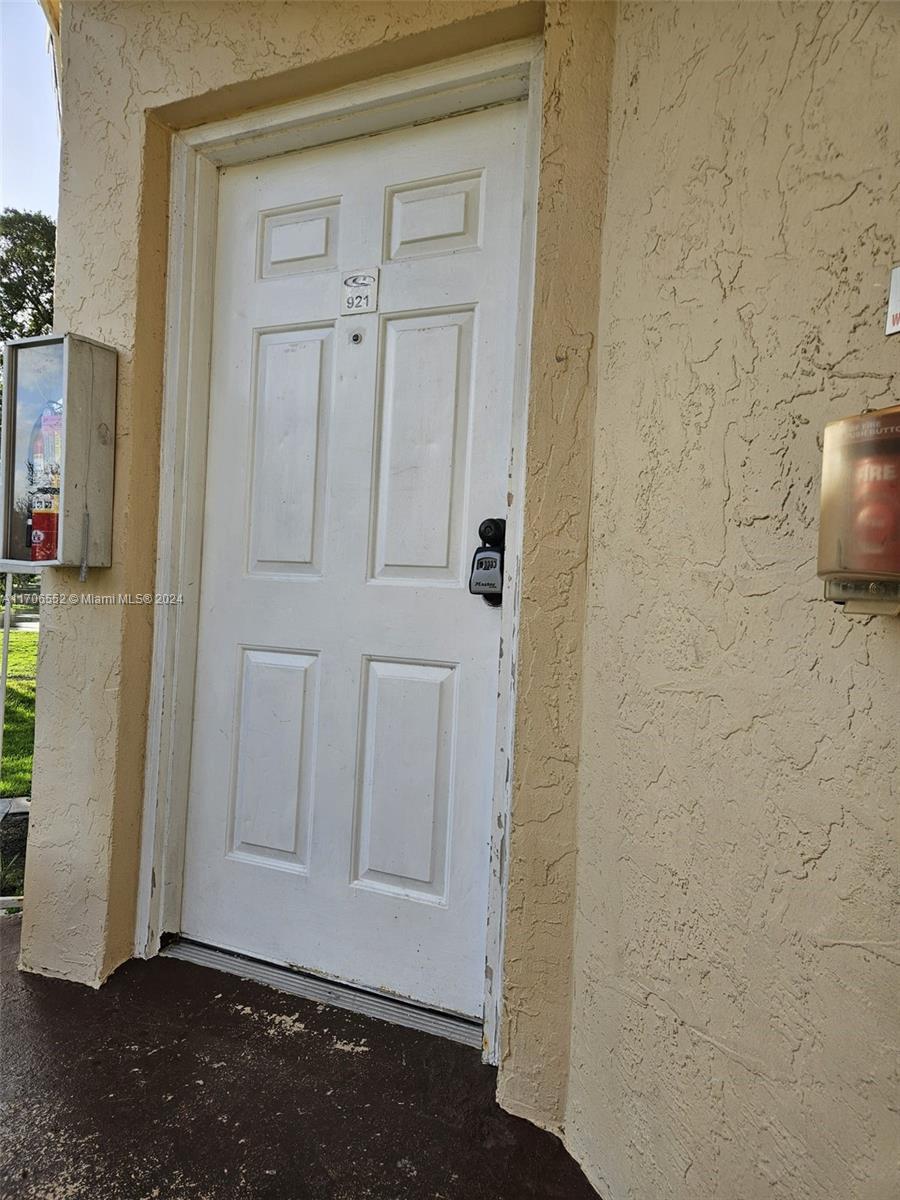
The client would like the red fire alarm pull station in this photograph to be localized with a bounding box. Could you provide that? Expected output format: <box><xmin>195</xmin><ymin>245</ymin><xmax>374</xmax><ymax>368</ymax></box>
<box><xmin>818</xmin><ymin>403</ymin><xmax>900</xmax><ymax>615</ymax></box>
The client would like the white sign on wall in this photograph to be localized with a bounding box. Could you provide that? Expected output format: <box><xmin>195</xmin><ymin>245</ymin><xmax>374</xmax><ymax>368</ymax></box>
<box><xmin>886</xmin><ymin>264</ymin><xmax>900</xmax><ymax>336</ymax></box>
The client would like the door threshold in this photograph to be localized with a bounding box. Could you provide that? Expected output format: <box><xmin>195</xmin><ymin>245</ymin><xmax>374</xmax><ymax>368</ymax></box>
<box><xmin>161</xmin><ymin>938</ymin><xmax>484</xmax><ymax>1050</ymax></box>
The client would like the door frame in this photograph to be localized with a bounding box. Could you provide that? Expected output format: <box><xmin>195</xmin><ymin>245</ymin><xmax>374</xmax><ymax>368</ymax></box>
<box><xmin>135</xmin><ymin>37</ymin><xmax>543</xmax><ymax>1064</ymax></box>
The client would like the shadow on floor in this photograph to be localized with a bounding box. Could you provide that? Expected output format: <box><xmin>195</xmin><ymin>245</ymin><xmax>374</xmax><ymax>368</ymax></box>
<box><xmin>0</xmin><ymin>916</ymin><xmax>597</xmax><ymax>1200</ymax></box>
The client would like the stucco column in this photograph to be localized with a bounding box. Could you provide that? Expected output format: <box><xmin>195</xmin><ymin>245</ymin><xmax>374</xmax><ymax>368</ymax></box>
<box><xmin>497</xmin><ymin>0</ymin><xmax>616</xmax><ymax>1129</ymax></box>
<box><xmin>19</xmin><ymin>106</ymin><xmax>170</xmax><ymax>984</ymax></box>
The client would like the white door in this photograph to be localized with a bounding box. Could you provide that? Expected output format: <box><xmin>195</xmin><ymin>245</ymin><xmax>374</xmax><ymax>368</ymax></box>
<box><xmin>180</xmin><ymin>102</ymin><xmax>527</xmax><ymax>1018</ymax></box>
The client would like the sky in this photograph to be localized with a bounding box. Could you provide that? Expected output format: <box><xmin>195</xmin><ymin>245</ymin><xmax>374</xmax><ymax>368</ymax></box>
<box><xmin>1</xmin><ymin>0</ymin><xmax>60</xmax><ymax>218</ymax></box>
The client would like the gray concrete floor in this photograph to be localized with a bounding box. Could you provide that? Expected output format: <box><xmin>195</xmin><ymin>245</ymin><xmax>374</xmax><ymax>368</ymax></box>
<box><xmin>0</xmin><ymin>798</ymin><xmax>29</xmax><ymax>822</ymax></box>
<box><xmin>0</xmin><ymin>915</ymin><xmax>597</xmax><ymax>1200</ymax></box>
<box><xmin>8</xmin><ymin>615</ymin><xmax>39</xmax><ymax>631</ymax></box>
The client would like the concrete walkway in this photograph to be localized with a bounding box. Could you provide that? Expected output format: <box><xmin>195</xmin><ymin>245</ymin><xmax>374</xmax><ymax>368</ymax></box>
<box><xmin>8</xmin><ymin>614</ymin><xmax>39</xmax><ymax>632</ymax></box>
<box><xmin>0</xmin><ymin>916</ymin><xmax>597</xmax><ymax>1200</ymax></box>
<box><xmin>0</xmin><ymin>798</ymin><xmax>29</xmax><ymax>822</ymax></box>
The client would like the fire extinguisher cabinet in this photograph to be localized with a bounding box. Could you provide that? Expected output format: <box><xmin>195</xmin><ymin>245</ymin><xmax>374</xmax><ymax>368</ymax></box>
<box><xmin>1</xmin><ymin>333</ymin><xmax>116</xmax><ymax>571</ymax></box>
<box><xmin>817</xmin><ymin>402</ymin><xmax>900</xmax><ymax>615</ymax></box>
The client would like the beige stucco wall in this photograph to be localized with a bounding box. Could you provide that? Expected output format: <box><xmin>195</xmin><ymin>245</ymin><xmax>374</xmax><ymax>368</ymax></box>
<box><xmin>566</xmin><ymin>3</ymin><xmax>900</xmax><ymax>1198</ymax></box>
<box><xmin>498</xmin><ymin>0</ymin><xmax>614</xmax><ymax>1130</ymax></box>
<box><xmin>20</xmin><ymin>1</ymin><xmax>898</xmax><ymax>1192</ymax></box>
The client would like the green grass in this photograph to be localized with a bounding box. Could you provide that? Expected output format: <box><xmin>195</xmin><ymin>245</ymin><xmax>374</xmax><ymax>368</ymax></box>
<box><xmin>2</xmin><ymin>630</ymin><xmax>38</xmax><ymax>800</ymax></box>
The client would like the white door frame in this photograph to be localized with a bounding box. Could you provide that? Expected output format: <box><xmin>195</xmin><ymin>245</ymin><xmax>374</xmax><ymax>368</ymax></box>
<box><xmin>136</xmin><ymin>38</ymin><xmax>543</xmax><ymax>1064</ymax></box>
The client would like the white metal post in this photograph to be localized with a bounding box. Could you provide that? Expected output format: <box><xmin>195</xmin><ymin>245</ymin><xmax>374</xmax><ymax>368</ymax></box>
<box><xmin>0</xmin><ymin>571</ymin><xmax>13</xmax><ymax>773</ymax></box>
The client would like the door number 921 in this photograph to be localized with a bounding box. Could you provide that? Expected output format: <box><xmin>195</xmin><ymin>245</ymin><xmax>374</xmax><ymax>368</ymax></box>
<box><xmin>342</xmin><ymin>269</ymin><xmax>379</xmax><ymax>315</ymax></box>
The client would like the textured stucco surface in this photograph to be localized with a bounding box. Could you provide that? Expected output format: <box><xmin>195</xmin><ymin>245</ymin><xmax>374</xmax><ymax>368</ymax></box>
<box><xmin>566</xmin><ymin>3</ymin><xmax>900</xmax><ymax>1198</ymax></box>
<box><xmin>20</xmin><ymin>1</ymin><xmax>899</xmax><ymax>1190</ymax></box>
<box><xmin>498</xmin><ymin>0</ymin><xmax>614</xmax><ymax>1130</ymax></box>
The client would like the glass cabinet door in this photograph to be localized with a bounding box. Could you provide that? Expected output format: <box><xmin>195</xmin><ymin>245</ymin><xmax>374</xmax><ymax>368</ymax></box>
<box><xmin>6</xmin><ymin>339</ymin><xmax>65</xmax><ymax>563</ymax></box>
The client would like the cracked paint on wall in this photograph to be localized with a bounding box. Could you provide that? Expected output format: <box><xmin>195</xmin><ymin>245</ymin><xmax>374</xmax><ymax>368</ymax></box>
<box><xmin>566</xmin><ymin>3</ymin><xmax>899</xmax><ymax>1198</ymax></box>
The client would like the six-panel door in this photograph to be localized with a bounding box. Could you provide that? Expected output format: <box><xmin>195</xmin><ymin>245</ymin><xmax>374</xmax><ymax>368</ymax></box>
<box><xmin>181</xmin><ymin>103</ymin><xmax>527</xmax><ymax>1018</ymax></box>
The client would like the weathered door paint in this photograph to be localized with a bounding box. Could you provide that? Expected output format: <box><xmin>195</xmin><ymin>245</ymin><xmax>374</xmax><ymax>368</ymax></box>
<box><xmin>181</xmin><ymin>103</ymin><xmax>527</xmax><ymax>1017</ymax></box>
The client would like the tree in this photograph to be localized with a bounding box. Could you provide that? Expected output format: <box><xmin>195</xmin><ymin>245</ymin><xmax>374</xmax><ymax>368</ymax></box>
<box><xmin>0</xmin><ymin>208</ymin><xmax>56</xmax><ymax>344</ymax></box>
